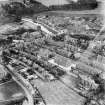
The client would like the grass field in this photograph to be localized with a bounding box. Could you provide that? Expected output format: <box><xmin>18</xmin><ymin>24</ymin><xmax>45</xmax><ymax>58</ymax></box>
<box><xmin>32</xmin><ymin>76</ymin><xmax>84</xmax><ymax>105</ymax></box>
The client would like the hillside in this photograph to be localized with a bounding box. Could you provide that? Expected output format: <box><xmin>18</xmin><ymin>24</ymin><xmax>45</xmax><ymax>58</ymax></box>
<box><xmin>0</xmin><ymin>0</ymin><xmax>99</xmax><ymax>15</ymax></box>
<box><xmin>48</xmin><ymin>0</ymin><xmax>98</xmax><ymax>11</ymax></box>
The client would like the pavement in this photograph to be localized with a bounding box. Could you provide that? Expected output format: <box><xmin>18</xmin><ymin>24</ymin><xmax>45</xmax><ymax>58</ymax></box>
<box><xmin>5</xmin><ymin>64</ymin><xmax>34</xmax><ymax>105</ymax></box>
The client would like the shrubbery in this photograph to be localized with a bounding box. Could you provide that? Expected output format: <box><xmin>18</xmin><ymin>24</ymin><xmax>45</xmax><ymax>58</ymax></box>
<box><xmin>1</xmin><ymin>0</ymin><xmax>98</xmax><ymax>22</ymax></box>
<box><xmin>49</xmin><ymin>0</ymin><xmax>98</xmax><ymax>11</ymax></box>
<box><xmin>1</xmin><ymin>1</ymin><xmax>48</xmax><ymax>22</ymax></box>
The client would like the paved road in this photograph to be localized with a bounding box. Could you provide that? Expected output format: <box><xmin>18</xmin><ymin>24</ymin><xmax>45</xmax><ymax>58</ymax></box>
<box><xmin>22</xmin><ymin>18</ymin><xmax>58</xmax><ymax>35</ymax></box>
<box><xmin>5</xmin><ymin>64</ymin><xmax>34</xmax><ymax>105</ymax></box>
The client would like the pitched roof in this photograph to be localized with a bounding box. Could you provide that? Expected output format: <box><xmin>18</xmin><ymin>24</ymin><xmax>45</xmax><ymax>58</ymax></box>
<box><xmin>54</xmin><ymin>55</ymin><xmax>72</xmax><ymax>67</ymax></box>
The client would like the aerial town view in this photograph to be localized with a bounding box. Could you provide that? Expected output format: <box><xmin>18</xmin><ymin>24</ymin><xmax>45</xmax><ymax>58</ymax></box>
<box><xmin>0</xmin><ymin>0</ymin><xmax>105</xmax><ymax>105</ymax></box>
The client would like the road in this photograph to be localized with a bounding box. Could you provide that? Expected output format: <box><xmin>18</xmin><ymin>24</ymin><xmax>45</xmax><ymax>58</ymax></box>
<box><xmin>8</xmin><ymin>47</ymin><xmax>86</xmax><ymax>105</ymax></box>
<box><xmin>2</xmin><ymin>17</ymin><xmax>92</xmax><ymax>105</ymax></box>
<box><xmin>37</xmin><ymin>20</ymin><xmax>58</xmax><ymax>34</ymax></box>
<box><xmin>4</xmin><ymin>64</ymin><xmax>34</xmax><ymax>105</ymax></box>
<box><xmin>22</xmin><ymin>18</ymin><xmax>58</xmax><ymax>35</ymax></box>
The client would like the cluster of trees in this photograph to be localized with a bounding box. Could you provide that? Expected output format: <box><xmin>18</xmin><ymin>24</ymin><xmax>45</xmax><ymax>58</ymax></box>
<box><xmin>1</xmin><ymin>0</ymin><xmax>48</xmax><ymax>22</ymax></box>
<box><xmin>49</xmin><ymin>0</ymin><xmax>98</xmax><ymax>11</ymax></box>
<box><xmin>0</xmin><ymin>73</ymin><xmax>12</xmax><ymax>84</ymax></box>
<box><xmin>1</xmin><ymin>0</ymin><xmax>98</xmax><ymax>22</ymax></box>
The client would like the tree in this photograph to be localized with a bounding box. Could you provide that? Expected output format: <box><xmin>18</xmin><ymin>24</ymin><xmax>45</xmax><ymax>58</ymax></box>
<box><xmin>1</xmin><ymin>2</ymin><xmax>25</xmax><ymax>22</ymax></box>
<box><xmin>78</xmin><ymin>0</ymin><xmax>97</xmax><ymax>4</ymax></box>
<box><xmin>77</xmin><ymin>0</ymin><xmax>98</xmax><ymax>9</ymax></box>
